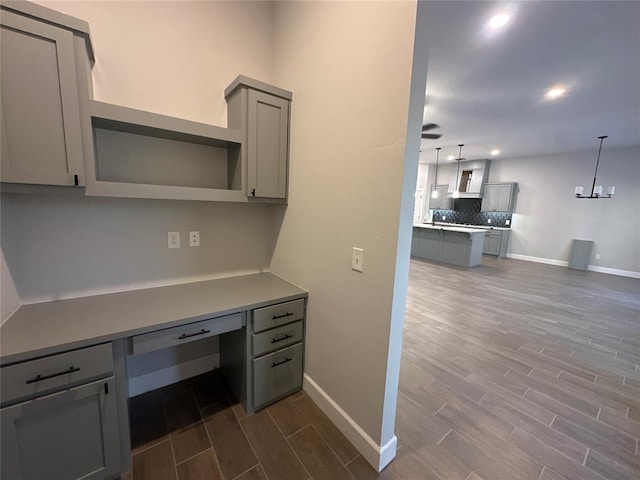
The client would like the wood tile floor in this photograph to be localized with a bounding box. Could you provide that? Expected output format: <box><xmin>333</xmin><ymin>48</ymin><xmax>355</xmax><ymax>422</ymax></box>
<box><xmin>127</xmin><ymin>369</ymin><xmax>377</xmax><ymax>480</ymax></box>
<box><xmin>390</xmin><ymin>256</ymin><xmax>640</xmax><ymax>480</ymax></box>
<box><xmin>128</xmin><ymin>256</ymin><xmax>639</xmax><ymax>480</ymax></box>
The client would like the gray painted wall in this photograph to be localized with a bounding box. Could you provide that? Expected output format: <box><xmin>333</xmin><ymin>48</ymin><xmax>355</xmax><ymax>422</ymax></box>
<box><xmin>489</xmin><ymin>145</ymin><xmax>639</xmax><ymax>274</ymax></box>
<box><xmin>1</xmin><ymin>193</ymin><xmax>274</xmax><ymax>303</ymax></box>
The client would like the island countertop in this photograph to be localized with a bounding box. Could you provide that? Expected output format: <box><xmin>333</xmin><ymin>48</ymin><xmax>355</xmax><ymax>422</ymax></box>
<box><xmin>413</xmin><ymin>224</ymin><xmax>488</xmax><ymax>234</ymax></box>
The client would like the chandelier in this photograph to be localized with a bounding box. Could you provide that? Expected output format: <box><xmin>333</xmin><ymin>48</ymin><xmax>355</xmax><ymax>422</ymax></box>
<box><xmin>575</xmin><ymin>136</ymin><xmax>615</xmax><ymax>199</ymax></box>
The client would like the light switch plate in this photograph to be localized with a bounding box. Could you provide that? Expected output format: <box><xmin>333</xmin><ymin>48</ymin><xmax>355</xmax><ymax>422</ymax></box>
<box><xmin>352</xmin><ymin>247</ymin><xmax>364</xmax><ymax>273</ymax></box>
<box><xmin>168</xmin><ymin>231</ymin><xmax>180</xmax><ymax>248</ymax></box>
<box><xmin>189</xmin><ymin>231</ymin><xmax>200</xmax><ymax>247</ymax></box>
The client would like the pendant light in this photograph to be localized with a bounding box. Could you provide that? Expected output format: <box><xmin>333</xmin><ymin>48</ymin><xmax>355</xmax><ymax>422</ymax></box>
<box><xmin>431</xmin><ymin>147</ymin><xmax>441</xmax><ymax>198</ymax></box>
<box><xmin>575</xmin><ymin>136</ymin><xmax>615</xmax><ymax>199</ymax></box>
<box><xmin>452</xmin><ymin>144</ymin><xmax>463</xmax><ymax>199</ymax></box>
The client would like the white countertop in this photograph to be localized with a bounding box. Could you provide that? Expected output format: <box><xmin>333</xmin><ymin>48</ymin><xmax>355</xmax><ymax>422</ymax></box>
<box><xmin>1</xmin><ymin>272</ymin><xmax>307</xmax><ymax>365</ymax></box>
<box><xmin>432</xmin><ymin>222</ymin><xmax>512</xmax><ymax>231</ymax></box>
<box><xmin>413</xmin><ymin>224</ymin><xmax>488</xmax><ymax>234</ymax></box>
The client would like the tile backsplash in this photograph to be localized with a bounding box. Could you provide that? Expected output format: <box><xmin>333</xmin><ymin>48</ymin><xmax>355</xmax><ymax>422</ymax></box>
<box><xmin>431</xmin><ymin>199</ymin><xmax>512</xmax><ymax>227</ymax></box>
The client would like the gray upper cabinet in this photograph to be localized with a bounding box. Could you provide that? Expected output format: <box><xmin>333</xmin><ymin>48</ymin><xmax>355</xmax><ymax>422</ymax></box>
<box><xmin>226</xmin><ymin>76</ymin><xmax>292</xmax><ymax>201</ymax></box>
<box><xmin>428</xmin><ymin>185</ymin><xmax>452</xmax><ymax>210</ymax></box>
<box><xmin>0</xmin><ymin>5</ymin><xmax>91</xmax><ymax>187</ymax></box>
<box><xmin>481</xmin><ymin>183</ymin><xmax>517</xmax><ymax>212</ymax></box>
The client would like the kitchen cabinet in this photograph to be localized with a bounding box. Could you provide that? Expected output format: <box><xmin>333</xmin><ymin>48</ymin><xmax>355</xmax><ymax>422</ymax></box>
<box><xmin>482</xmin><ymin>229</ymin><xmax>511</xmax><ymax>258</ymax></box>
<box><xmin>84</xmin><ymin>100</ymin><xmax>244</xmax><ymax>202</ymax></box>
<box><xmin>221</xmin><ymin>297</ymin><xmax>306</xmax><ymax>414</ymax></box>
<box><xmin>481</xmin><ymin>183</ymin><xmax>517</xmax><ymax>212</ymax></box>
<box><xmin>0</xmin><ymin>5</ymin><xmax>92</xmax><ymax>187</ymax></box>
<box><xmin>428</xmin><ymin>185</ymin><xmax>453</xmax><ymax>210</ymax></box>
<box><xmin>1</xmin><ymin>344</ymin><xmax>120</xmax><ymax>480</ymax></box>
<box><xmin>226</xmin><ymin>76</ymin><xmax>292</xmax><ymax>201</ymax></box>
<box><xmin>412</xmin><ymin>225</ymin><xmax>485</xmax><ymax>267</ymax></box>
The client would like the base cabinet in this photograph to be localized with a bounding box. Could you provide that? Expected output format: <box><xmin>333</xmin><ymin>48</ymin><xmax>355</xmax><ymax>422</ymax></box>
<box><xmin>221</xmin><ymin>297</ymin><xmax>306</xmax><ymax>414</ymax></box>
<box><xmin>482</xmin><ymin>229</ymin><xmax>511</xmax><ymax>258</ymax></box>
<box><xmin>1</xmin><ymin>377</ymin><xmax>121</xmax><ymax>480</ymax></box>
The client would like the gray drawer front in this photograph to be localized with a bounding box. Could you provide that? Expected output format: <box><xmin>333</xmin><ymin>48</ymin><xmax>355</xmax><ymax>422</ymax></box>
<box><xmin>131</xmin><ymin>312</ymin><xmax>243</xmax><ymax>355</ymax></box>
<box><xmin>253</xmin><ymin>298</ymin><xmax>304</xmax><ymax>333</ymax></box>
<box><xmin>253</xmin><ymin>342</ymin><xmax>303</xmax><ymax>409</ymax></box>
<box><xmin>1</xmin><ymin>343</ymin><xmax>113</xmax><ymax>405</ymax></box>
<box><xmin>252</xmin><ymin>320</ymin><xmax>303</xmax><ymax>357</ymax></box>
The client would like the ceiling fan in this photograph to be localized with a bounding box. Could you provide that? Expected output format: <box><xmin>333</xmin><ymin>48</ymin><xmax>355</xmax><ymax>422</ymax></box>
<box><xmin>421</xmin><ymin>123</ymin><xmax>442</xmax><ymax>140</ymax></box>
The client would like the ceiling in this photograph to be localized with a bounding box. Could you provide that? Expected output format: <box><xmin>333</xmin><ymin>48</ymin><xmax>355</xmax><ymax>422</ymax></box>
<box><xmin>418</xmin><ymin>1</ymin><xmax>640</xmax><ymax>164</ymax></box>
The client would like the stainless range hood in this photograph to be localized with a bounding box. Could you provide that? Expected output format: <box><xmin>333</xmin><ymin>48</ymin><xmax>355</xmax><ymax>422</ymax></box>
<box><xmin>447</xmin><ymin>159</ymin><xmax>491</xmax><ymax>198</ymax></box>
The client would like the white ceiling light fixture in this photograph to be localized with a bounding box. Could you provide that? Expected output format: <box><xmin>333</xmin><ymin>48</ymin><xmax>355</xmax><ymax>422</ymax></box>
<box><xmin>546</xmin><ymin>86</ymin><xmax>567</xmax><ymax>99</ymax></box>
<box><xmin>447</xmin><ymin>155</ymin><xmax>455</xmax><ymax>161</ymax></box>
<box><xmin>575</xmin><ymin>135</ymin><xmax>615</xmax><ymax>199</ymax></box>
<box><xmin>488</xmin><ymin>13</ymin><xmax>511</xmax><ymax>30</ymax></box>
<box><xmin>491</xmin><ymin>149</ymin><xmax>500</xmax><ymax>156</ymax></box>
<box><xmin>431</xmin><ymin>147</ymin><xmax>441</xmax><ymax>198</ymax></box>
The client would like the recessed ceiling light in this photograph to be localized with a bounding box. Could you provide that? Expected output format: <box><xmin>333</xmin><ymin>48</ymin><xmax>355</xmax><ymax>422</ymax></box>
<box><xmin>488</xmin><ymin>13</ymin><xmax>510</xmax><ymax>30</ymax></box>
<box><xmin>491</xmin><ymin>149</ymin><xmax>500</xmax><ymax>156</ymax></box>
<box><xmin>447</xmin><ymin>155</ymin><xmax>455</xmax><ymax>161</ymax></box>
<box><xmin>546</xmin><ymin>86</ymin><xmax>567</xmax><ymax>99</ymax></box>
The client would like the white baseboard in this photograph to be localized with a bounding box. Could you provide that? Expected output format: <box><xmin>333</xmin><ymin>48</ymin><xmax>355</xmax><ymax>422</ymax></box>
<box><xmin>507</xmin><ymin>253</ymin><xmax>640</xmax><ymax>279</ymax></box>
<box><xmin>303</xmin><ymin>374</ymin><xmax>397</xmax><ymax>472</ymax></box>
<box><xmin>587</xmin><ymin>265</ymin><xmax>640</xmax><ymax>279</ymax></box>
<box><xmin>507</xmin><ymin>253</ymin><xmax>568</xmax><ymax>267</ymax></box>
<box><xmin>128</xmin><ymin>353</ymin><xmax>220</xmax><ymax>397</ymax></box>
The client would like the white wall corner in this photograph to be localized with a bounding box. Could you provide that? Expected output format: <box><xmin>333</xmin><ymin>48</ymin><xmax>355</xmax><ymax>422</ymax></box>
<box><xmin>303</xmin><ymin>374</ymin><xmax>397</xmax><ymax>472</ymax></box>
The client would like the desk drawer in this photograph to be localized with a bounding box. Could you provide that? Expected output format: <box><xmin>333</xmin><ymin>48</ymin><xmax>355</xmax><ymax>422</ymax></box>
<box><xmin>253</xmin><ymin>298</ymin><xmax>305</xmax><ymax>333</ymax></box>
<box><xmin>1</xmin><ymin>343</ymin><xmax>113</xmax><ymax>406</ymax></box>
<box><xmin>253</xmin><ymin>342</ymin><xmax>303</xmax><ymax>409</ymax></box>
<box><xmin>252</xmin><ymin>320</ymin><xmax>303</xmax><ymax>357</ymax></box>
<box><xmin>131</xmin><ymin>312</ymin><xmax>243</xmax><ymax>355</ymax></box>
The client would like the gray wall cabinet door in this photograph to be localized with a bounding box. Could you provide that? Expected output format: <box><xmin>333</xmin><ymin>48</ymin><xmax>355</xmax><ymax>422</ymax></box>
<box><xmin>247</xmin><ymin>90</ymin><xmax>289</xmax><ymax>199</ymax></box>
<box><xmin>0</xmin><ymin>11</ymin><xmax>84</xmax><ymax>186</ymax></box>
<box><xmin>481</xmin><ymin>184</ymin><xmax>515</xmax><ymax>212</ymax></box>
<box><xmin>1</xmin><ymin>377</ymin><xmax>121</xmax><ymax>480</ymax></box>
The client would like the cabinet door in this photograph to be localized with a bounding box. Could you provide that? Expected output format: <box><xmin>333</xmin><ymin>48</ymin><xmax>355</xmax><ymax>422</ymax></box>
<box><xmin>0</xmin><ymin>11</ymin><xmax>84</xmax><ymax>186</ymax></box>
<box><xmin>495</xmin><ymin>184</ymin><xmax>513</xmax><ymax>212</ymax></box>
<box><xmin>1</xmin><ymin>377</ymin><xmax>121</xmax><ymax>480</ymax></box>
<box><xmin>481</xmin><ymin>185</ymin><xmax>498</xmax><ymax>211</ymax></box>
<box><xmin>483</xmin><ymin>233</ymin><xmax>501</xmax><ymax>255</ymax></box>
<box><xmin>247</xmin><ymin>90</ymin><xmax>289</xmax><ymax>199</ymax></box>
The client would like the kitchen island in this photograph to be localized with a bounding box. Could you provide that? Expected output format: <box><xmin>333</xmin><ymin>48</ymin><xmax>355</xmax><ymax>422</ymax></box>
<box><xmin>411</xmin><ymin>224</ymin><xmax>487</xmax><ymax>267</ymax></box>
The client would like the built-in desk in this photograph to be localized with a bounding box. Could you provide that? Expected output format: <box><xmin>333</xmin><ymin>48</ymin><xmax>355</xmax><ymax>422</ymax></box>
<box><xmin>0</xmin><ymin>272</ymin><xmax>308</xmax><ymax>479</ymax></box>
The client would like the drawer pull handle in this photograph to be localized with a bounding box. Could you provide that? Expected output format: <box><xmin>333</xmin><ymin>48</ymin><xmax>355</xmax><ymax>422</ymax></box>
<box><xmin>272</xmin><ymin>312</ymin><xmax>293</xmax><ymax>320</ymax></box>
<box><xmin>178</xmin><ymin>329</ymin><xmax>210</xmax><ymax>340</ymax></box>
<box><xmin>26</xmin><ymin>366</ymin><xmax>80</xmax><ymax>384</ymax></box>
<box><xmin>271</xmin><ymin>357</ymin><xmax>292</xmax><ymax>368</ymax></box>
<box><xmin>271</xmin><ymin>334</ymin><xmax>293</xmax><ymax>344</ymax></box>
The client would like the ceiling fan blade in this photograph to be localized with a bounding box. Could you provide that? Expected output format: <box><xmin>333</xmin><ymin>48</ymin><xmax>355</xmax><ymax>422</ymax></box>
<box><xmin>421</xmin><ymin>133</ymin><xmax>442</xmax><ymax>139</ymax></box>
<box><xmin>422</xmin><ymin>123</ymin><xmax>440</xmax><ymax>132</ymax></box>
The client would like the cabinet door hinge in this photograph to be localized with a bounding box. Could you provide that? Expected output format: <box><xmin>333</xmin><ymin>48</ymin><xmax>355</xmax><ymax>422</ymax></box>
<box><xmin>104</xmin><ymin>383</ymin><xmax>109</xmax><ymax>395</ymax></box>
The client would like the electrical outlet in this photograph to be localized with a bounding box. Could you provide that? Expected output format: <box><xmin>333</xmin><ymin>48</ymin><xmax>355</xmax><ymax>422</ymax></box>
<box><xmin>595</xmin><ymin>253</ymin><xmax>600</xmax><ymax>260</ymax></box>
<box><xmin>352</xmin><ymin>247</ymin><xmax>364</xmax><ymax>273</ymax></box>
<box><xmin>168</xmin><ymin>231</ymin><xmax>180</xmax><ymax>249</ymax></box>
<box><xmin>189</xmin><ymin>231</ymin><xmax>200</xmax><ymax>247</ymax></box>
<box><xmin>487</xmin><ymin>218</ymin><xmax>492</xmax><ymax>223</ymax></box>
